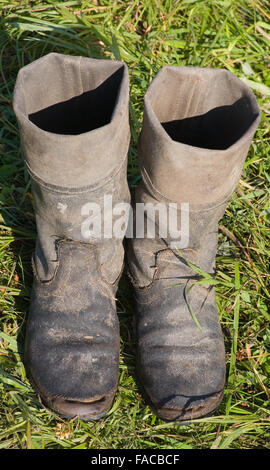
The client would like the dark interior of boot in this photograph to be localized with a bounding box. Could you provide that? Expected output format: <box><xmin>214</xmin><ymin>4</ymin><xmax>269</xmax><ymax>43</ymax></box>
<box><xmin>162</xmin><ymin>97</ymin><xmax>258</xmax><ymax>150</ymax></box>
<box><xmin>28</xmin><ymin>66</ymin><xmax>124</xmax><ymax>134</ymax></box>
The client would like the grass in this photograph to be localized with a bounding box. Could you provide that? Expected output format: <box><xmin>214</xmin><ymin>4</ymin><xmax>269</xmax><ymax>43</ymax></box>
<box><xmin>0</xmin><ymin>0</ymin><xmax>269</xmax><ymax>450</ymax></box>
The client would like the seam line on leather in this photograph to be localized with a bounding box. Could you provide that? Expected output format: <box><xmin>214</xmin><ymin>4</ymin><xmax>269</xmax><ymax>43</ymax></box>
<box><xmin>140</xmin><ymin>166</ymin><xmax>236</xmax><ymax>213</ymax></box>
<box><xmin>24</xmin><ymin>148</ymin><xmax>129</xmax><ymax>195</ymax></box>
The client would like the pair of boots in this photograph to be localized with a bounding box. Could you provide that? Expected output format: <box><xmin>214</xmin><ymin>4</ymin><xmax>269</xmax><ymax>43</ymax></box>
<box><xmin>13</xmin><ymin>53</ymin><xmax>260</xmax><ymax>422</ymax></box>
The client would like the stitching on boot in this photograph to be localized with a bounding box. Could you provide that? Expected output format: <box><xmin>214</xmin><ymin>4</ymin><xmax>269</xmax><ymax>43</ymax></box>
<box><xmin>31</xmin><ymin>238</ymin><xmax>70</xmax><ymax>284</ymax></box>
<box><xmin>31</xmin><ymin>250</ymin><xmax>59</xmax><ymax>284</ymax></box>
<box><xmin>126</xmin><ymin>247</ymin><xmax>200</xmax><ymax>295</ymax></box>
<box><xmin>126</xmin><ymin>248</ymin><xmax>169</xmax><ymax>290</ymax></box>
<box><xmin>86</xmin><ymin>252</ymin><xmax>117</xmax><ymax>301</ymax></box>
<box><xmin>33</xmin><ymin>239</ymin><xmax>117</xmax><ymax>302</ymax></box>
<box><xmin>100</xmin><ymin>261</ymin><xmax>124</xmax><ymax>291</ymax></box>
<box><xmin>126</xmin><ymin>248</ymin><xmax>172</xmax><ymax>290</ymax></box>
<box><xmin>100</xmin><ymin>242</ymin><xmax>125</xmax><ymax>287</ymax></box>
<box><xmin>52</xmin><ymin>242</ymin><xmax>73</xmax><ymax>297</ymax></box>
<box><xmin>98</xmin><ymin>265</ymin><xmax>122</xmax><ymax>300</ymax></box>
<box><xmin>125</xmin><ymin>263</ymin><xmax>155</xmax><ymax>290</ymax></box>
<box><xmin>32</xmin><ymin>238</ymin><xmax>95</xmax><ymax>284</ymax></box>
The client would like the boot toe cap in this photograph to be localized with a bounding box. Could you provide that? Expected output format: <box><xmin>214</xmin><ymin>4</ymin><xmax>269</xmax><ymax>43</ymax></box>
<box><xmin>40</xmin><ymin>390</ymin><xmax>115</xmax><ymax>420</ymax></box>
<box><xmin>27</xmin><ymin>359</ymin><xmax>117</xmax><ymax>420</ymax></box>
<box><xmin>152</xmin><ymin>389</ymin><xmax>224</xmax><ymax>422</ymax></box>
<box><xmin>26</xmin><ymin>333</ymin><xmax>119</xmax><ymax>420</ymax></box>
<box><xmin>138</xmin><ymin>334</ymin><xmax>226</xmax><ymax>422</ymax></box>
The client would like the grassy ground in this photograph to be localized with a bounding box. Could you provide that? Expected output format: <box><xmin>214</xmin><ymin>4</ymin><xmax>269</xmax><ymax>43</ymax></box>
<box><xmin>0</xmin><ymin>0</ymin><xmax>269</xmax><ymax>450</ymax></box>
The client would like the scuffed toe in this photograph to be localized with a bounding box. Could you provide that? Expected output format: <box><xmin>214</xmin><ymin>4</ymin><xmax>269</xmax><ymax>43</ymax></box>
<box><xmin>41</xmin><ymin>390</ymin><xmax>115</xmax><ymax>420</ymax></box>
<box><xmin>153</xmin><ymin>389</ymin><xmax>224</xmax><ymax>422</ymax></box>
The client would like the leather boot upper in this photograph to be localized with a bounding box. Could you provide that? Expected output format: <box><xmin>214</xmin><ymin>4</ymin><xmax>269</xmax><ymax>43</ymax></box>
<box><xmin>127</xmin><ymin>66</ymin><xmax>260</xmax><ymax>421</ymax></box>
<box><xmin>13</xmin><ymin>53</ymin><xmax>131</xmax><ymax>419</ymax></box>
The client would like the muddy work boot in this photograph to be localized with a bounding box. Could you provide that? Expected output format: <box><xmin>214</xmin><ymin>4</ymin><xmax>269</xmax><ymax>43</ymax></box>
<box><xmin>126</xmin><ymin>66</ymin><xmax>260</xmax><ymax>421</ymax></box>
<box><xmin>13</xmin><ymin>53</ymin><xmax>130</xmax><ymax>419</ymax></box>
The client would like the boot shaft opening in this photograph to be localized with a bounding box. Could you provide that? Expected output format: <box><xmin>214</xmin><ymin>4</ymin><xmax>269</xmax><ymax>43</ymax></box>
<box><xmin>147</xmin><ymin>67</ymin><xmax>260</xmax><ymax>150</ymax></box>
<box><xmin>15</xmin><ymin>53</ymin><xmax>125</xmax><ymax>135</ymax></box>
<box><xmin>28</xmin><ymin>66</ymin><xmax>124</xmax><ymax>135</ymax></box>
